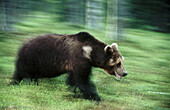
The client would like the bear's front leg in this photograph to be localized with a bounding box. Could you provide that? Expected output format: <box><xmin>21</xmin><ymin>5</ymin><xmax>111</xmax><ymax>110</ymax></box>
<box><xmin>66</xmin><ymin>73</ymin><xmax>76</xmax><ymax>87</ymax></box>
<box><xmin>71</xmin><ymin>61</ymin><xmax>101</xmax><ymax>101</ymax></box>
<box><xmin>78</xmin><ymin>81</ymin><xmax>101</xmax><ymax>101</ymax></box>
<box><xmin>75</xmin><ymin>73</ymin><xmax>101</xmax><ymax>101</ymax></box>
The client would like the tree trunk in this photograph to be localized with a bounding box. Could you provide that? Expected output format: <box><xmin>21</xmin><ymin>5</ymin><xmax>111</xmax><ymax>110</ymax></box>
<box><xmin>105</xmin><ymin>0</ymin><xmax>118</xmax><ymax>39</ymax></box>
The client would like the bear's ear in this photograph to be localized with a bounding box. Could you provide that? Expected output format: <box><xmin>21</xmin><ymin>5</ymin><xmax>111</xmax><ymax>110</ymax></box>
<box><xmin>104</xmin><ymin>45</ymin><xmax>113</xmax><ymax>54</ymax></box>
<box><xmin>111</xmin><ymin>43</ymin><xmax>118</xmax><ymax>50</ymax></box>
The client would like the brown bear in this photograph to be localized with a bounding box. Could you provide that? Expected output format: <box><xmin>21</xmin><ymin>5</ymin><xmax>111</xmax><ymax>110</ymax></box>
<box><xmin>11</xmin><ymin>32</ymin><xmax>127</xmax><ymax>101</ymax></box>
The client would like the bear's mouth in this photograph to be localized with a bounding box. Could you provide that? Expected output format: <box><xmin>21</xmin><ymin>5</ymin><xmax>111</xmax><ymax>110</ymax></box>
<box><xmin>104</xmin><ymin>70</ymin><xmax>122</xmax><ymax>79</ymax></box>
<box><xmin>114</xmin><ymin>71</ymin><xmax>122</xmax><ymax>79</ymax></box>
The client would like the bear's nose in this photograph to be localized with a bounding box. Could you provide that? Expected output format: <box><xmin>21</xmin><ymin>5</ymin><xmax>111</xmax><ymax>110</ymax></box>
<box><xmin>123</xmin><ymin>73</ymin><xmax>128</xmax><ymax>77</ymax></box>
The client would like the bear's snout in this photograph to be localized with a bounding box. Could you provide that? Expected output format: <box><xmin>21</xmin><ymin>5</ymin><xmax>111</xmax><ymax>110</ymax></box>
<box><xmin>123</xmin><ymin>73</ymin><xmax>128</xmax><ymax>77</ymax></box>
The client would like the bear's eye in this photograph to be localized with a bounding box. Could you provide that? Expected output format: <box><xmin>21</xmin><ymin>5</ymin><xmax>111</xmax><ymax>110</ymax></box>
<box><xmin>109</xmin><ymin>66</ymin><xmax>114</xmax><ymax>69</ymax></box>
<box><xmin>117</xmin><ymin>62</ymin><xmax>121</xmax><ymax>67</ymax></box>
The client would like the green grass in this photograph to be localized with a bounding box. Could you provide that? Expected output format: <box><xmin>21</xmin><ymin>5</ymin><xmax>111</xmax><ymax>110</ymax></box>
<box><xmin>0</xmin><ymin>27</ymin><xmax>170</xmax><ymax>110</ymax></box>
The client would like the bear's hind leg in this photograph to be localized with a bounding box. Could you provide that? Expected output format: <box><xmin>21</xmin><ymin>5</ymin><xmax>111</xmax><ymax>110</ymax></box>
<box><xmin>10</xmin><ymin>71</ymin><xmax>23</xmax><ymax>85</ymax></box>
<box><xmin>34</xmin><ymin>74</ymin><xmax>39</xmax><ymax>86</ymax></box>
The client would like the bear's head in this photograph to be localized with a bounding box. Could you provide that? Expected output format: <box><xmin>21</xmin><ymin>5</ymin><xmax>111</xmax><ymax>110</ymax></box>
<box><xmin>103</xmin><ymin>43</ymin><xmax>127</xmax><ymax>79</ymax></box>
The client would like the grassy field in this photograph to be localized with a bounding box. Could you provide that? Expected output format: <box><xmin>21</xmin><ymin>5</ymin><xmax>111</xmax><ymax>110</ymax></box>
<box><xmin>0</xmin><ymin>26</ymin><xmax>170</xmax><ymax>110</ymax></box>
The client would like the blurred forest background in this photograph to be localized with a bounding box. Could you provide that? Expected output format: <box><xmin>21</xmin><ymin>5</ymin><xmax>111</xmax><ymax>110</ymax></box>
<box><xmin>0</xmin><ymin>0</ymin><xmax>170</xmax><ymax>36</ymax></box>
<box><xmin>0</xmin><ymin>0</ymin><xmax>170</xmax><ymax>110</ymax></box>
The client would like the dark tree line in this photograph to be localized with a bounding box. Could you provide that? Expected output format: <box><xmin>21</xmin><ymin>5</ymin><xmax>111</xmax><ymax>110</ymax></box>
<box><xmin>128</xmin><ymin>0</ymin><xmax>170</xmax><ymax>33</ymax></box>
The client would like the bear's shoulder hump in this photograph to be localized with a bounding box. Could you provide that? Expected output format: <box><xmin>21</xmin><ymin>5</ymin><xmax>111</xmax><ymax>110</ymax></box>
<box><xmin>76</xmin><ymin>32</ymin><xmax>94</xmax><ymax>42</ymax></box>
